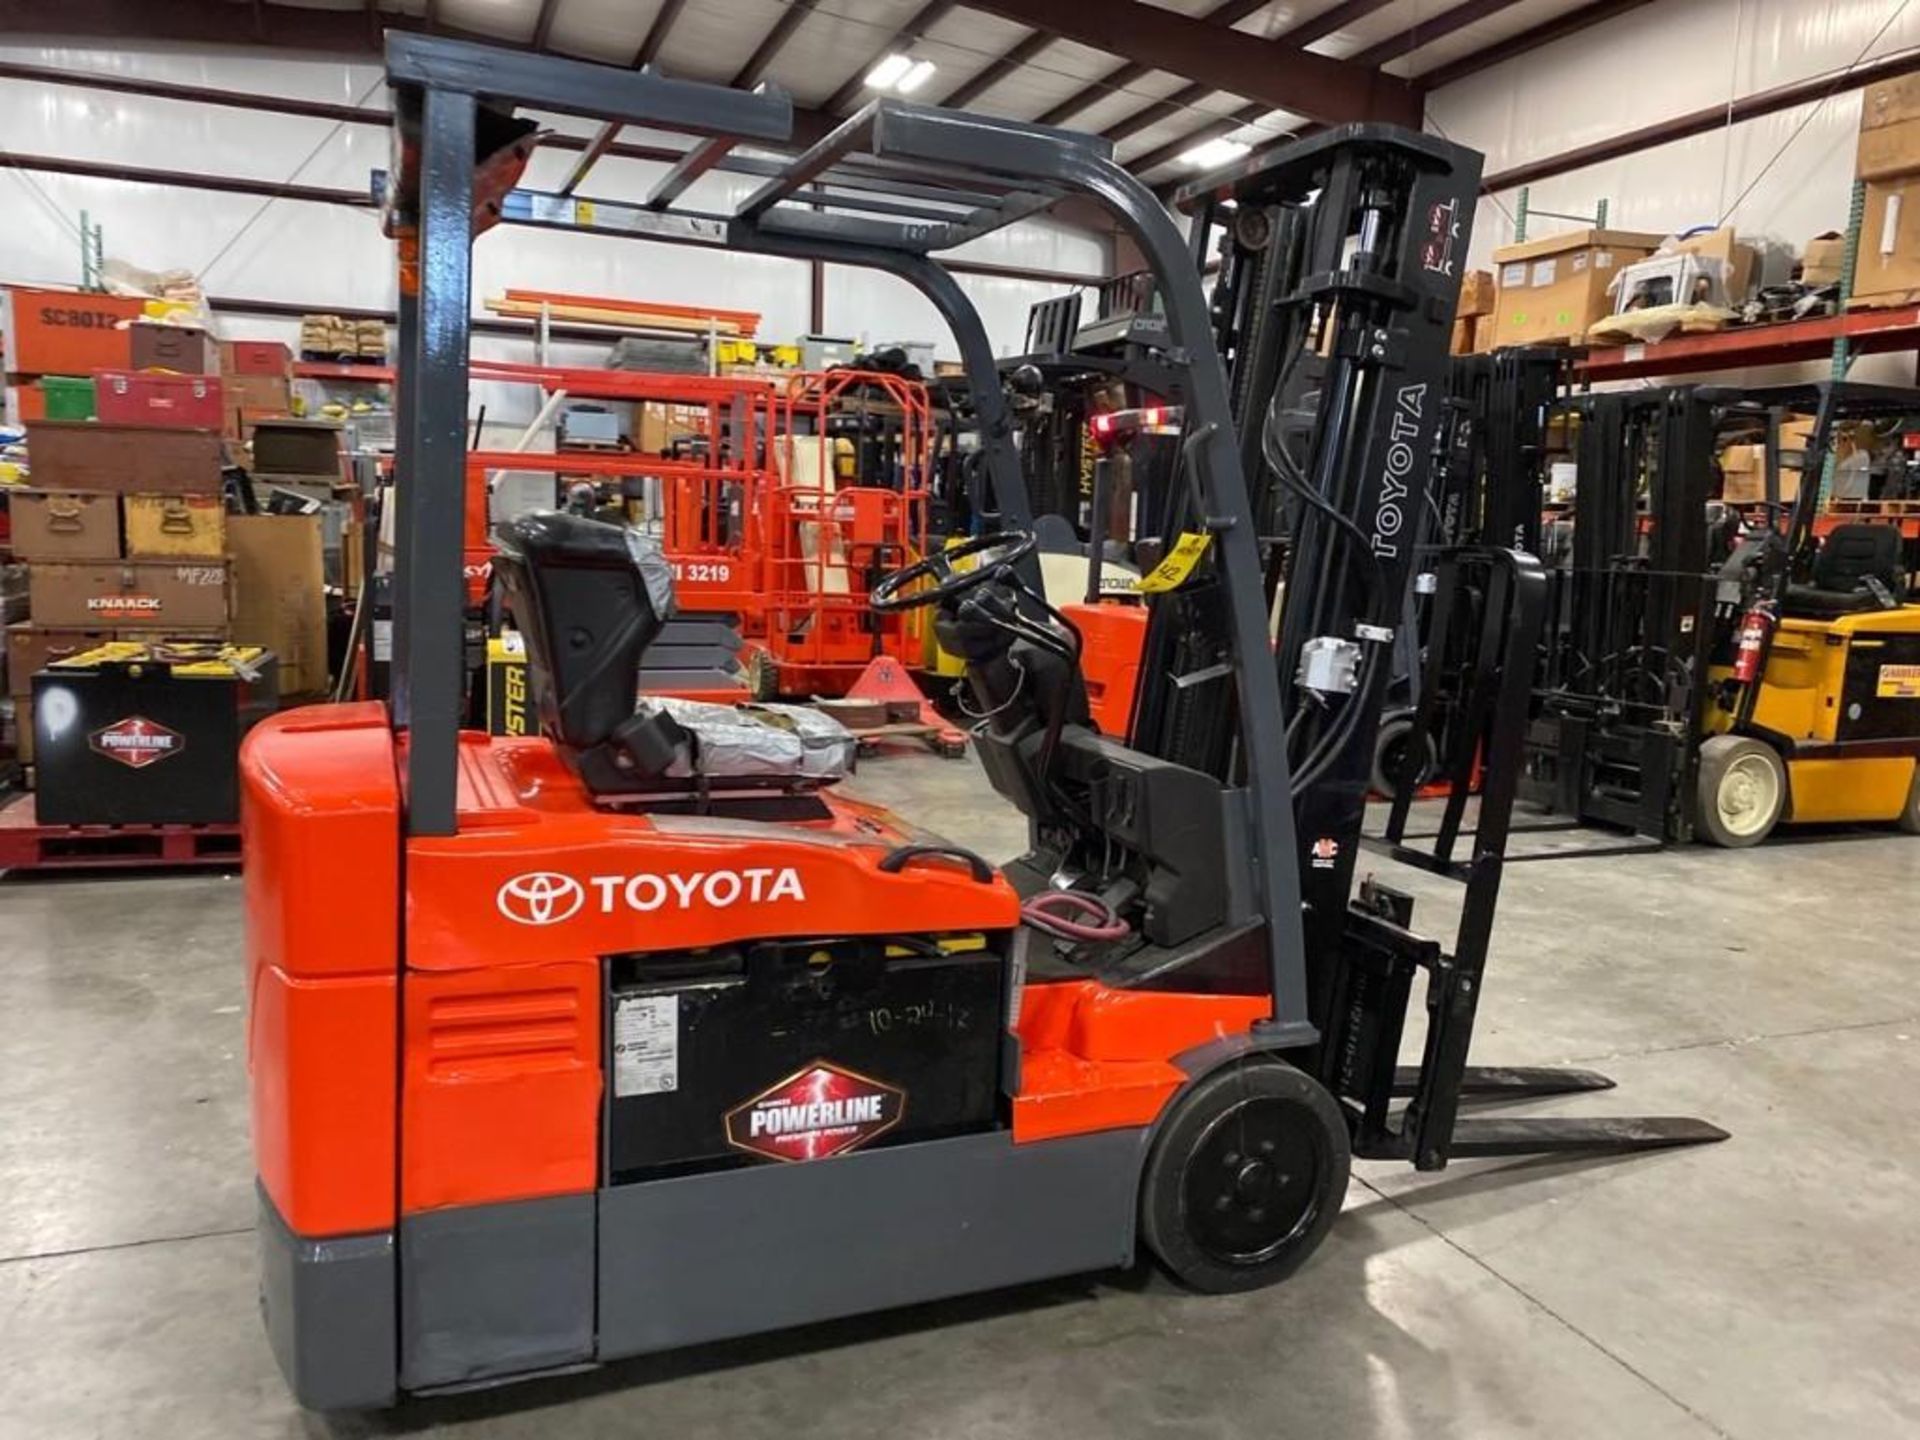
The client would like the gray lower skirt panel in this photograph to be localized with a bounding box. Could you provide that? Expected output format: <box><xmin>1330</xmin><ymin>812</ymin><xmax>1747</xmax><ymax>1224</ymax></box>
<box><xmin>256</xmin><ymin>1183</ymin><xmax>397</xmax><ymax>1411</ymax></box>
<box><xmin>400</xmin><ymin>1191</ymin><xmax>596</xmax><ymax>1392</ymax></box>
<box><xmin>598</xmin><ymin>1127</ymin><xmax>1147</xmax><ymax>1360</ymax></box>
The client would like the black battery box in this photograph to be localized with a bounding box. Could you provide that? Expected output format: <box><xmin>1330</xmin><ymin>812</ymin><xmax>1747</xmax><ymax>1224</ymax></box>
<box><xmin>606</xmin><ymin>933</ymin><xmax>1006</xmax><ymax>1183</ymax></box>
<box><xmin>31</xmin><ymin>641</ymin><xmax>278</xmax><ymax>825</ymax></box>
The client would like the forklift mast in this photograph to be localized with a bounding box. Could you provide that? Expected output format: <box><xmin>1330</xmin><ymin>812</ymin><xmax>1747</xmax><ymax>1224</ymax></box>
<box><xmin>1438</xmin><ymin>347</ymin><xmax>1568</xmax><ymax>554</ymax></box>
<box><xmin>1172</xmin><ymin>129</ymin><xmax>1481</xmax><ymax>1038</ymax></box>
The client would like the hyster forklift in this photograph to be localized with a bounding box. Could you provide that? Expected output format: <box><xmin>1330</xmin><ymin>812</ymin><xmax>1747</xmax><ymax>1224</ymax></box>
<box><xmin>242</xmin><ymin>37</ymin><xmax>1723</xmax><ymax>1410</ymax></box>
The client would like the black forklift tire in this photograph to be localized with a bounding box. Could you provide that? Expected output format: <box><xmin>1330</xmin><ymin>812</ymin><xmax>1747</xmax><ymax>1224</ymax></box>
<box><xmin>1696</xmin><ymin>735</ymin><xmax>1787</xmax><ymax>848</ymax></box>
<box><xmin>1371</xmin><ymin>710</ymin><xmax>1437</xmax><ymax>796</ymax></box>
<box><xmin>1898</xmin><ymin>763</ymin><xmax>1920</xmax><ymax>835</ymax></box>
<box><xmin>1139</xmin><ymin>1060</ymin><xmax>1351</xmax><ymax>1295</ymax></box>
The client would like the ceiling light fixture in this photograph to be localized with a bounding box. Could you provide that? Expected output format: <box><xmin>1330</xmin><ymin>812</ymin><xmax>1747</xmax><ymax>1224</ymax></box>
<box><xmin>896</xmin><ymin>58</ymin><xmax>938</xmax><ymax>94</ymax></box>
<box><xmin>1179</xmin><ymin>137</ymin><xmax>1252</xmax><ymax>171</ymax></box>
<box><xmin>865</xmin><ymin>53</ymin><xmax>914</xmax><ymax>89</ymax></box>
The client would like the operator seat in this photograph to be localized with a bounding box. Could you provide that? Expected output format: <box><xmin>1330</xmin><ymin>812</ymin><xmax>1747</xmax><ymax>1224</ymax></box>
<box><xmin>493</xmin><ymin>512</ymin><xmax>852</xmax><ymax>797</ymax></box>
<box><xmin>1782</xmin><ymin>523</ymin><xmax>1906</xmax><ymax>618</ymax></box>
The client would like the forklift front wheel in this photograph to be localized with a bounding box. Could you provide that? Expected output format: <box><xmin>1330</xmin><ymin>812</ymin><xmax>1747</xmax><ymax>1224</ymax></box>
<box><xmin>1371</xmin><ymin>711</ymin><xmax>1438</xmax><ymax>796</ymax></box>
<box><xmin>1897</xmin><ymin>762</ymin><xmax>1920</xmax><ymax>835</ymax></box>
<box><xmin>1140</xmin><ymin>1061</ymin><xmax>1350</xmax><ymax>1294</ymax></box>
<box><xmin>1697</xmin><ymin>736</ymin><xmax>1787</xmax><ymax>848</ymax></box>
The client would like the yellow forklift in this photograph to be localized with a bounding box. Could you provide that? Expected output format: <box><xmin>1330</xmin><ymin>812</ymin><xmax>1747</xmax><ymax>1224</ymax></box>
<box><xmin>1699</xmin><ymin>383</ymin><xmax>1920</xmax><ymax>845</ymax></box>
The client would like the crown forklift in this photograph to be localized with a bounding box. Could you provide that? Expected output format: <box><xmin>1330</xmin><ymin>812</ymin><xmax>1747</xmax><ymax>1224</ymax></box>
<box><xmin>242</xmin><ymin>37</ymin><xmax>1724</xmax><ymax>1410</ymax></box>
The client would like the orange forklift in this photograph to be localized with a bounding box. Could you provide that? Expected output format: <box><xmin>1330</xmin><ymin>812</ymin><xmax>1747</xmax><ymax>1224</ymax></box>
<box><xmin>243</xmin><ymin>37</ymin><xmax>1722</xmax><ymax>1409</ymax></box>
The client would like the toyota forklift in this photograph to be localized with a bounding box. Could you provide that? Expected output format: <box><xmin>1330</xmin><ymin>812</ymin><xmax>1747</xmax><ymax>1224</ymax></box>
<box><xmin>242</xmin><ymin>37</ymin><xmax>1723</xmax><ymax>1410</ymax></box>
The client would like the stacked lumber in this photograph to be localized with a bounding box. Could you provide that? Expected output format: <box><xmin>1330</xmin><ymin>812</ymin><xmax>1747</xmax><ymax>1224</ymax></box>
<box><xmin>483</xmin><ymin>288</ymin><xmax>760</xmax><ymax>337</ymax></box>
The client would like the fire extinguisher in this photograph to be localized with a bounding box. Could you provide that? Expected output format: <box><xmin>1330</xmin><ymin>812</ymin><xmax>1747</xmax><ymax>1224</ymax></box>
<box><xmin>1732</xmin><ymin>600</ymin><xmax>1775</xmax><ymax>684</ymax></box>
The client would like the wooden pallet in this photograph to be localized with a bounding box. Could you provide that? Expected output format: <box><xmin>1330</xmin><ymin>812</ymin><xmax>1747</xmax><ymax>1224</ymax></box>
<box><xmin>0</xmin><ymin>794</ymin><xmax>242</xmax><ymax>873</ymax></box>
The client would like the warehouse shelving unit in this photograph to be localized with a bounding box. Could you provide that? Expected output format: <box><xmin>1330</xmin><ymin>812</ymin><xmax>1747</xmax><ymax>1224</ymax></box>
<box><xmin>1577</xmin><ymin>302</ymin><xmax>1920</xmax><ymax>382</ymax></box>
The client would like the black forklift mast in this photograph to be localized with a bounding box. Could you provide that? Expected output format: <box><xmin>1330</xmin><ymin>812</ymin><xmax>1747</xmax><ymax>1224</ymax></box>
<box><xmin>1512</xmin><ymin>386</ymin><xmax>1725</xmax><ymax>847</ymax></box>
<box><xmin>1437</xmin><ymin>347</ymin><xmax>1568</xmax><ymax>554</ymax></box>
<box><xmin>1174</xmin><ymin>128</ymin><xmax>1480</xmax><ymax>1043</ymax></box>
<box><xmin>1179</xmin><ymin>136</ymin><xmax>1722</xmax><ymax>1167</ymax></box>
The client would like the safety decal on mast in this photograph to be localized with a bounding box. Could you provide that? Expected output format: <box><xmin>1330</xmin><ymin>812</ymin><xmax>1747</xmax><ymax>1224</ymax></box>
<box><xmin>1421</xmin><ymin>197</ymin><xmax>1461</xmax><ymax>276</ymax></box>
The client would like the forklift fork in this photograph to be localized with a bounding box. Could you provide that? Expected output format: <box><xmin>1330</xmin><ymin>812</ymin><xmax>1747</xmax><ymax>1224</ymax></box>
<box><xmin>1335</xmin><ymin>546</ymin><xmax>1727</xmax><ymax>1170</ymax></box>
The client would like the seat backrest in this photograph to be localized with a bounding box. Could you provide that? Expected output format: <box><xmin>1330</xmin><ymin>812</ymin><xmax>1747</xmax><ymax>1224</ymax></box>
<box><xmin>491</xmin><ymin>512</ymin><xmax>675</xmax><ymax>751</ymax></box>
<box><xmin>1812</xmin><ymin>522</ymin><xmax>1902</xmax><ymax>596</ymax></box>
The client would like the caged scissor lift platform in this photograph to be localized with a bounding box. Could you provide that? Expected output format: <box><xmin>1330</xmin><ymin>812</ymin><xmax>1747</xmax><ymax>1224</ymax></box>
<box><xmin>241</xmin><ymin>36</ymin><xmax>1726</xmax><ymax>1410</ymax></box>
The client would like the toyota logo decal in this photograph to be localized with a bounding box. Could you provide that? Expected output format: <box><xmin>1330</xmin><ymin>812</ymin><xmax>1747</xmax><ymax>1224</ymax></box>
<box><xmin>496</xmin><ymin>872</ymin><xmax>586</xmax><ymax>926</ymax></box>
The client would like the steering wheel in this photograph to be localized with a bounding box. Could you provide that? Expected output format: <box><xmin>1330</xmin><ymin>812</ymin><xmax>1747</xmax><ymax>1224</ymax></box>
<box><xmin>870</xmin><ymin>529</ymin><xmax>1038</xmax><ymax>613</ymax></box>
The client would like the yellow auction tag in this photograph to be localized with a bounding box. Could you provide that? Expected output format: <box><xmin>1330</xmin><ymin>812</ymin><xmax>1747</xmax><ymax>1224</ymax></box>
<box><xmin>1136</xmin><ymin>531</ymin><xmax>1212</xmax><ymax>594</ymax></box>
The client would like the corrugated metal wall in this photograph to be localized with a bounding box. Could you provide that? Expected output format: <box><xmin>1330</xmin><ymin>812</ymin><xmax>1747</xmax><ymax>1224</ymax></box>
<box><xmin>1434</xmin><ymin>1</ymin><xmax>1917</xmax><ymax>271</ymax></box>
<box><xmin>1430</xmin><ymin>0</ymin><xmax>1920</xmax><ymax>381</ymax></box>
<box><xmin>0</xmin><ymin>39</ymin><xmax>1110</xmax><ymax>423</ymax></box>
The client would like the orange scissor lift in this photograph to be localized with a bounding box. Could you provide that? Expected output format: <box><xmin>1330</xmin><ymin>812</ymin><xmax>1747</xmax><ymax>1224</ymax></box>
<box><xmin>460</xmin><ymin>360</ymin><xmax>940</xmax><ymax>709</ymax></box>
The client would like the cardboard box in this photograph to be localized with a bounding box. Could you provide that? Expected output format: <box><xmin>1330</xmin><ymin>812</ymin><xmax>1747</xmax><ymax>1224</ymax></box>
<box><xmin>1719</xmin><ymin>443</ymin><xmax>1801</xmax><ymax>505</ymax></box>
<box><xmin>125</xmin><ymin>493</ymin><xmax>227</xmax><ymax>559</ymax></box>
<box><xmin>27</xmin><ymin>560</ymin><xmax>231</xmax><ymax>630</ymax></box>
<box><xmin>6</xmin><ymin>624</ymin><xmax>114</xmax><ymax>698</ymax></box>
<box><xmin>25</xmin><ymin>421</ymin><xmax>225</xmax><ymax>493</ymax></box>
<box><xmin>1858</xmin><ymin>71</ymin><xmax>1920</xmax><ymax>181</ymax></box>
<box><xmin>1858</xmin><ymin>119</ymin><xmax>1920</xmax><ymax>182</ymax></box>
<box><xmin>1450</xmin><ymin>316</ymin><xmax>1475</xmax><ymax>355</ymax></box>
<box><xmin>636</xmin><ymin>402</ymin><xmax>705</xmax><ymax>454</ymax></box>
<box><xmin>1802</xmin><ymin>232</ymin><xmax>1847</xmax><ymax>287</ymax></box>
<box><xmin>228</xmin><ymin>514</ymin><xmax>327</xmax><ymax>696</ymax></box>
<box><xmin>0</xmin><ymin>286</ymin><xmax>143</xmax><ymax>375</ymax></box>
<box><xmin>219</xmin><ymin>340</ymin><xmax>292</xmax><ymax>377</ymax></box>
<box><xmin>1862</xmin><ymin>71</ymin><xmax>1920</xmax><ymax>131</ymax></box>
<box><xmin>1852</xmin><ymin>178</ymin><xmax>1920</xmax><ymax>302</ymax></box>
<box><xmin>1490</xmin><ymin>228</ymin><xmax>1665</xmax><ymax>346</ymax></box>
<box><xmin>8</xmin><ymin>491</ymin><xmax>121</xmax><ymax>561</ymax></box>
<box><xmin>1673</xmin><ymin>225</ymin><xmax>1758</xmax><ymax>303</ymax></box>
<box><xmin>129</xmin><ymin>322</ymin><xmax>219</xmax><ymax>375</ymax></box>
<box><xmin>1456</xmin><ymin>269</ymin><xmax>1496</xmax><ymax>317</ymax></box>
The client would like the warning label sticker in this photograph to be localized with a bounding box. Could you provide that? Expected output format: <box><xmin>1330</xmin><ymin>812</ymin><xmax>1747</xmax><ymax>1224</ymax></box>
<box><xmin>1877</xmin><ymin>663</ymin><xmax>1920</xmax><ymax>698</ymax></box>
<box><xmin>1137</xmin><ymin>531</ymin><xmax>1211</xmax><ymax>594</ymax></box>
<box><xmin>613</xmin><ymin>993</ymin><xmax>679</xmax><ymax>1097</ymax></box>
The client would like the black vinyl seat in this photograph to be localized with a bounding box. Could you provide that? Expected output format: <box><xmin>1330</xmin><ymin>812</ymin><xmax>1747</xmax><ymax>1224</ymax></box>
<box><xmin>1783</xmin><ymin>523</ymin><xmax>1906</xmax><ymax>619</ymax></box>
<box><xmin>492</xmin><ymin>511</ymin><xmax>691</xmax><ymax>795</ymax></box>
<box><xmin>492</xmin><ymin>512</ymin><xmax>855</xmax><ymax>797</ymax></box>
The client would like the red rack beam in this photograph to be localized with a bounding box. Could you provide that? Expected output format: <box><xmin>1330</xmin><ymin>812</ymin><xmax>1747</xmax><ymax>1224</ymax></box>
<box><xmin>1578</xmin><ymin>305</ymin><xmax>1920</xmax><ymax>381</ymax></box>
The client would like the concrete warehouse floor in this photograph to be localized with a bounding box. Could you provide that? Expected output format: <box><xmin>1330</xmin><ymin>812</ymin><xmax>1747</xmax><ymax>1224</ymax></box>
<box><xmin>1</xmin><ymin>749</ymin><xmax>1917</xmax><ymax>1440</ymax></box>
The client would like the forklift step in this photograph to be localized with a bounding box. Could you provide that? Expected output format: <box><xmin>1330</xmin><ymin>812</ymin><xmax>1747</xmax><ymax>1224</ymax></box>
<box><xmin>0</xmin><ymin>794</ymin><xmax>242</xmax><ymax>874</ymax></box>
